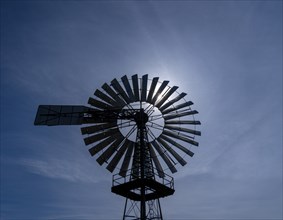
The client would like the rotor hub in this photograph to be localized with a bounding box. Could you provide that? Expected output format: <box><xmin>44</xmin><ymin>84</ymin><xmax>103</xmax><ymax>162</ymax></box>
<box><xmin>134</xmin><ymin>109</ymin><xmax>149</xmax><ymax>128</ymax></box>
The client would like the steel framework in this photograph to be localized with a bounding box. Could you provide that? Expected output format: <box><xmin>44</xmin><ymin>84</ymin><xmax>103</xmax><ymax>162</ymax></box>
<box><xmin>34</xmin><ymin>74</ymin><xmax>201</xmax><ymax>220</ymax></box>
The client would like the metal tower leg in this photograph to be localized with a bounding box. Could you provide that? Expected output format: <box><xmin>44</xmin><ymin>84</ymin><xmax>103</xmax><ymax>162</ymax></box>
<box><xmin>123</xmin><ymin>198</ymin><xmax>128</xmax><ymax>220</ymax></box>
<box><xmin>122</xmin><ymin>198</ymin><xmax>163</xmax><ymax>220</ymax></box>
<box><xmin>158</xmin><ymin>199</ymin><xmax>163</xmax><ymax>219</ymax></box>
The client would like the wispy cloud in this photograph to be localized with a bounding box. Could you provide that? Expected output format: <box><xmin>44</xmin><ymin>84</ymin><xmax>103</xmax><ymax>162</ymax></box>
<box><xmin>19</xmin><ymin>158</ymin><xmax>103</xmax><ymax>183</ymax></box>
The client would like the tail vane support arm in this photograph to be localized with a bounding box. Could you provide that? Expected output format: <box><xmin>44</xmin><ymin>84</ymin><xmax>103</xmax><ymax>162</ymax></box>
<box><xmin>34</xmin><ymin>105</ymin><xmax>139</xmax><ymax>126</ymax></box>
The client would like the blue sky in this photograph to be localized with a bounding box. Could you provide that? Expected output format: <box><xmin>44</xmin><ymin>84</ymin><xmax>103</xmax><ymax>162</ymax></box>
<box><xmin>1</xmin><ymin>1</ymin><xmax>282</xmax><ymax>219</ymax></box>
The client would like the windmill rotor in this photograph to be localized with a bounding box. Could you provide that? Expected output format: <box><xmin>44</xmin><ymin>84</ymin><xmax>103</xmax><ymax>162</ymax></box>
<box><xmin>80</xmin><ymin>74</ymin><xmax>201</xmax><ymax>177</ymax></box>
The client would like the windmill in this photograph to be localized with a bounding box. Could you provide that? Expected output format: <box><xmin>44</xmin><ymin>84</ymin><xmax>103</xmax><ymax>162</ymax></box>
<box><xmin>34</xmin><ymin>74</ymin><xmax>201</xmax><ymax>220</ymax></box>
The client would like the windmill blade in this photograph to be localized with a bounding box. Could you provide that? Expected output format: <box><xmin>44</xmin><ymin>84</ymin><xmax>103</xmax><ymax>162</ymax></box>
<box><xmin>111</xmin><ymin>78</ymin><xmax>131</xmax><ymax>104</ymax></box>
<box><xmin>164</xmin><ymin>110</ymin><xmax>198</xmax><ymax>120</ymax></box>
<box><xmin>162</xmin><ymin>101</ymin><xmax>194</xmax><ymax>115</ymax></box>
<box><xmin>81</xmin><ymin>122</ymin><xmax>117</xmax><ymax>135</ymax></box>
<box><xmin>141</xmin><ymin>74</ymin><xmax>148</xmax><ymax>101</ymax></box>
<box><xmin>147</xmin><ymin>77</ymin><xmax>159</xmax><ymax>103</ymax></box>
<box><xmin>164</xmin><ymin>125</ymin><xmax>201</xmax><ymax>136</ymax></box>
<box><xmin>119</xmin><ymin>141</ymin><xmax>134</xmax><ymax>177</ymax></box>
<box><xmin>157</xmin><ymin>138</ymin><xmax>187</xmax><ymax>166</ymax></box>
<box><xmin>151</xmin><ymin>80</ymin><xmax>169</xmax><ymax>105</ymax></box>
<box><xmin>149</xmin><ymin>145</ymin><xmax>165</xmax><ymax>178</ymax></box>
<box><xmin>96</xmin><ymin>135</ymin><xmax>125</xmax><ymax>165</ymax></box>
<box><xmin>162</xmin><ymin>130</ymin><xmax>199</xmax><ymax>146</ymax></box>
<box><xmin>132</xmin><ymin>74</ymin><xmax>140</xmax><ymax>101</ymax></box>
<box><xmin>155</xmin><ymin>86</ymin><xmax>178</xmax><ymax>108</ymax></box>
<box><xmin>88</xmin><ymin>97</ymin><xmax>113</xmax><ymax>110</ymax></box>
<box><xmin>121</xmin><ymin>75</ymin><xmax>135</xmax><ymax>102</ymax></box>
<box><xmin>88</xmin><ymin>134</ymin><xmax>119</xmax><ymax>156</ymax></box>
<box><xmin>94</xmin><ymin>89</ymin><xmax>119</xmax><ymax>107</ymax></box>
<box><xmin>83</xmin><ymin>128</ymin><xmax>121</xmax><ymax>145</ymax></box>
<box><xmin>106</xmin><ymin>139</ymin><xmax>133</xmax><ymax>173</ymax></box>
<box><xmin>159</xmin><ymin>92</ymin><xmax>187</xmax><ymax>112</ymax></box>
<box><xmin>165</xmin><ymin>120</ymin><xmax>201</xmax><ymax>125</ymax></box>
<box><xmin>160</xmin><ymin>134</ymin><xmax>194</xmax><ymax>157</ymax></box>
<box><xmin>102</xmin><ymin>83</ymin><xmax>126</xmax><ymax>106</ymax></box>
<box><xmin>151</xmin><ymin>140</ymin><xmax>177</xmax><ymax>173</ymax></box>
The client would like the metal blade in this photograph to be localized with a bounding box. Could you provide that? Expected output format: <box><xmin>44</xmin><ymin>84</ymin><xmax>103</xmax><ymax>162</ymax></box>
<box><xmin>111</xmin><ymin>78</ymin><xmax>131</xmax><ymax>104</ymax></box>
<box><xmin>96</xmin><ymin>135</ymin><xmax>125</xmax><ymax>165</ymax></box>
<box><xmin>81</xmin><ymin>122</ymin><xmax>117</xmax><ymax>135</ymax></box>
<box><xmin>165</xmin><ymin>120</ymin><xmax>201</xmax><ymax>125</ymax></box>
<box><xmin>155</xmin><ymin>86</ymin><xmax>178</xmax><ymax>108</ymax></box>
<box><xmin>146</xmin><ymin>77</ymin><xmax>159</xmax><ymax>103</ymax></box>
<box><xmin>102</xmin><ymin>83</ymin><xmax>126</xmax><ymax>106</ymax></box>
<box><xmin>162</xmin><ymin>101</ymin><xmax>193</xmax><ymax>115</ymax></box>
<box><xmin>121</xmin><ymin>75</ymin><xmax>135</xmax><ymax>102</ymax></box>
<box><xmin>119</xmin><ymin>141</ymin><xmax>134</xmax><ymax>177</ymax></box>
<box><xmin>160</xmin><ymin>134</ymin><xmax>194</xmax><ymax>157</ymax></box>
<box><xmin>164</xmin><ymin>124</ymin><xmax>201</xmax><ymax>136</ymax></box>
<box><xmin>164</xmin><ymin>110</ymin><xmax>199</xmax><ymax>120</ymax></box>
<box><xmin>141</xmin><ymin>74</ymin><xmax>148</xmax><ymax>101</ymax></box>
<box><xmin>88</xmin><ymin>134</ymin><xmax>119</xmax><ymax>156</ymax></box>
<box><xmin>132</xmin><ymin>74</ymin><xmax>140</xmax><ymax>101</ymax></box>
<box><xmin>157</xmin><ymin>138</ymin><xmax>187</xmax><ymax>166</ymax></box>
<box><xmin>162</xmin><ymin>130</ymin><xmax>199</xmax><ymax>146</ymax></box>
<box><xmin>88</xmin><ymin>97</ymin><xmax>113</xmax><ymax>110</ymax></box>
<box><xmin>151</xmin><ymin>140</ymin><xmax>177</xmax><ymax>173</ymax></box>
<box><xmin>106</xmin><ymin>139</ymin><xmax>132</xmax><ymax>173</ymax></box>
<box><xmin>94</xmin><ymin>89</ymin><xmax>118</xmax><ymax>106</ymax></box>
<box><xmin>159</xmin><ymin>92</ymin><xmax>187</xmax><ymax>112</ymax></box>
<box><xmin>151</xmin><ymin>80</ymin><xmax>169</xmax><ymax>105</ymax></box>
<box><xmin>149</xmin><ymin>144</ymin><xmax>165</xmax><ymax>178</ymax></box>
<box><xmin>83</xmin><ymin>128</ymin><xmax>121</xmax><ymax>145</ymax></box>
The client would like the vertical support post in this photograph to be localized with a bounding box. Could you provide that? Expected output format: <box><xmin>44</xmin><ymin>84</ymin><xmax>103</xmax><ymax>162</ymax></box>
<box><xmin>139</xmin><ymin>108</ymin><xmax>146</xmax><ymax>220</ymax></box>
<box><xmin>158</xmin><ymin>199</ymin><xmax>163</xmax><ymax>219</ymax></box>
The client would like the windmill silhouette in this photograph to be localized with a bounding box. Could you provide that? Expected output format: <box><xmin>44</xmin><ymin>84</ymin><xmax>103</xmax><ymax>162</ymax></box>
<box><xmin>34</xmin><ymin>74</ymin><xmax>201</xmax><ymax>220</ymax></box>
